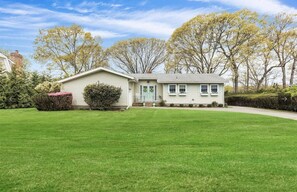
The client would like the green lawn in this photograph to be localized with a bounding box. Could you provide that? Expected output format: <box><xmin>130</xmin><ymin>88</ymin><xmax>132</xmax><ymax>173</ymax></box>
<box><xmin>1</xmin><ymin>108</ymin><xmax>297</xmax><ymax>191</ymax></box>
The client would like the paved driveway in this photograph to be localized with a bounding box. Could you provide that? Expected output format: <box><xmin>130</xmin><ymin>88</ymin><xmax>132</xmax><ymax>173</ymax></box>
<box><xmin>143</xmin><ymin>106</ymin><xmax>297</xmax><ymax>121</ymax></box>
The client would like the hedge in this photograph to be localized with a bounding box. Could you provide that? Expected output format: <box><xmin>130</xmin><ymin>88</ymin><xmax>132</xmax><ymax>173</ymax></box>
<box><xmin>225</xmin><ymin>93</ymin><xmax>297</xmax><ymax>112</ymax></box>
<box><xmin>33</xmin><ymin>92</ymin><xmax>72</xmax><ymax>111</ymax></box>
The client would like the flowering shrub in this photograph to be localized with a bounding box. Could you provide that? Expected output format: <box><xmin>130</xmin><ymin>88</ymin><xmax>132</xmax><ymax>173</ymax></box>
<box><xmin>33</xmin><ymin>92</ymin><xmax>72</xmax><ymax>111</ymax></box>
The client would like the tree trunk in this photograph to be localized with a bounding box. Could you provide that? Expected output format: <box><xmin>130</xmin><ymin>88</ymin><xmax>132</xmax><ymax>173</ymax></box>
<box><xmin>264</xmin><ymin>64</ymin><xmax>268</xmax><ymax>89</ymax></box>
<box><xmin>234</xmin><ymin>73</ymin><xmax>239</xmax><ymax>93</ymax></box>
<box><xmin>281</xmin><ymin>66</ymin><xmax>287</xmax><ymax>88</ymax></box>
<box><xmin>246</xmin><ymin>63</ymin><xmax>250</xmax><ymax>92</ymax></box>
<box><xmin>290</xmin><ymin>59</ymin><xmax>296</xmax><ymax>86</ymax></box>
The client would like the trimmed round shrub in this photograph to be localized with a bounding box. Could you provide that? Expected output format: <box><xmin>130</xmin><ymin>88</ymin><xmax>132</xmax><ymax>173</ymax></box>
<box><xmin>211</xmin><ymin>101</ymin><xmax>218</xmax><ymax>107</ymax></box>
<box><xmin>83</xmin><ymin>83</ymin><xmax>122</xmax><ymax>110</ymax></box>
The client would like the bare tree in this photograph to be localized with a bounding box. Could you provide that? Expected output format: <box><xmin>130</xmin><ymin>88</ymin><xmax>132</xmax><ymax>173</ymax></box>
<box><xmin>107</xmin><ymin>38</ymin><xmax>166</xmax><ymax>74</ymax></box>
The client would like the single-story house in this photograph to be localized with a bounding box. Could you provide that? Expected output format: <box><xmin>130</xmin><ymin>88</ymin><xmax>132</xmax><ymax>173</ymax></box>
<box><xmin>59</xmin><ymin>67</ymin><xmax>228</xmax><ymax>109</ymax></box>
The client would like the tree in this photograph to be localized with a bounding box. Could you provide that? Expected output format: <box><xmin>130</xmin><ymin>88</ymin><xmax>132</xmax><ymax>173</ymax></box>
<box><xmin>216</xmin><ymin>10</ymin><xmax>263</xmax><ymax>93</ymax></box>
<box><xmin>269</xmin><ymin>13</ymin><xmax>297</xmax><ymax>88</ymax></box>
<box><xmin>5</xmin><ymin>67</ymin><xmax>33</xmax><ymax>108</ymax></box>
<box><xmin>167</xmin><ymin>13</ymin><xmax>228</xmax><ymax>75</ymax></box>
<box><xmin>288</xmin><ymin>29</ymin><xmax>297</xmax><ymax>86</ymax></box>
<box><xmin>0</xmin><ymin>66</ymin><xmax>8</xmax><ymax>108</ymax></box>
<box><xmin>34</xmin><ymin>24</ymin><xmax>107</xmax><ymax>77</ymax></box>
<box><xmin>107</xmin><ymin>38</ymin><xmax>166</xmax><ymax>73</ymax></box>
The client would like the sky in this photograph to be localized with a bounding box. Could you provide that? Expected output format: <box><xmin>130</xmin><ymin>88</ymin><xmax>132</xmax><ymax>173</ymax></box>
<box><xmin>0</xmin><ymin>0</ymin><xmax>296</xmax><ymax>71</ymax></box>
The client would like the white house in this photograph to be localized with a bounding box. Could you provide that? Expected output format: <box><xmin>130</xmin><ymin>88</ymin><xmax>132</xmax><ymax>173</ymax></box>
<box><xmin>59</xmin><ymin>67</ymin><xmax>228</xmax><ymax>109</ymax></box>
<box><xmin>0</xmin><ymin>52</ymin><xmax>13</xmax><ymax>73</ymax></box>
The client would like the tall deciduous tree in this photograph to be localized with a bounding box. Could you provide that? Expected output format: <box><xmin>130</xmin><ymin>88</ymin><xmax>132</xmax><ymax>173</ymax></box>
<box><xmin>167</xmin><ymin>10</ymin><xmax>263</xmax><ymax>93</ymax></box>
<box><xmin>34</xmin><ymin>25</ymin><xmax>107</xmax><ymax>77</ymax></box>
<box><xmin>269</xmin><ymin>13</ymin><xmax>297</xmax><ymax>88</ymax></box>
<box><xmin>167</xmin><ymin>13</ymin><xmax>228</xmax><ymax>75</ymax></box>
<box><xmin>216</xmin><ymin>10</ymin><xmax>263</xmax><ymax>93</ymax></box>
<box><xmin>288</xmin><ymin>29</ymin><xmax>297</xmax><ymax>86</ymax></box>
<box><xmin>107</xmin><ymin>38</ymin><xmax>166</xmax><ymax>73</ymax></box>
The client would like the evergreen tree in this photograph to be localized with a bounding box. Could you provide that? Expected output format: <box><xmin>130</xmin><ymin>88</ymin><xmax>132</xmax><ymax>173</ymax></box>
<box><xmin>6</xmin><ymin>67</ymin><xmax>33</xmax><ymax>108</ymax></box>
<box><xmin>0</xmin><ymin>66</ymin><xmax>8</xmax><ymax>109</ymax></box>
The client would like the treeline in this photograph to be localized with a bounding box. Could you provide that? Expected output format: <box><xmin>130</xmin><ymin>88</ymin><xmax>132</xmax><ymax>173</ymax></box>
<box><xmin>32</xmin><ymin>10</ymin><xmax>296</xmax><ymax>93</ymax></box>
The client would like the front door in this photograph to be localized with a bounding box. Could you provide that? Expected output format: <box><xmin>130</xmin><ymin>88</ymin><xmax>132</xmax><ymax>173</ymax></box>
<box><xmin>142</xmin><ymin>85</ymin><xmax>155</xmax><ymax>102</ymax></box>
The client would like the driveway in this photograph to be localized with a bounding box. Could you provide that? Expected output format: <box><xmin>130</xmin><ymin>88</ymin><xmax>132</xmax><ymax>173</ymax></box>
<box><xmin>140</xmin><ymin>106</ymin><xmax>297</xmax><ymax>121</ymax></box>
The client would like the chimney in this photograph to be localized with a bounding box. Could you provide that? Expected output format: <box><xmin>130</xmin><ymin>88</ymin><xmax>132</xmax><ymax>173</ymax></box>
<box><xmin>9</xmin><ymin>50</ymin><xmax>23</xmax><ymax>71</ymax></box>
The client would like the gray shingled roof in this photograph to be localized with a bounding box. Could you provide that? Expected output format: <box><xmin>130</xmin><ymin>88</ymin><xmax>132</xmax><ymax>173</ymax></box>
<box><xmin>129</xmin><ymin>73</ymin><xmax>228</xmax><ymax>83</ymax></box>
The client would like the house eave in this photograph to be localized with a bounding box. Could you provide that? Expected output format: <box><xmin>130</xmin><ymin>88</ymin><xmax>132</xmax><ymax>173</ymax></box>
<box><xmin>58</xmin><ymin>67</ymin><xmax>135</xmax><ymax>83</ymax></box>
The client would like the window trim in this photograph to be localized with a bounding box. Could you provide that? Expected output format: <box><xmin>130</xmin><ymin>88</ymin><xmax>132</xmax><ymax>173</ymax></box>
<box><xmin>210</xmin><ymin>84</ymin><xmax>219</xmax><ymax>95</ymax></box>
<box><xmin>200</xmin><ymin>84</ymin><xmax>209</xmax><ymax>96</ymax></box>
<box><xmin>168</xmin><ymin>84</ymin><xmax>177</xmax><ymax>95</ymax></box>
<box><xmin>178</xmin><ymin>84</ymin><xmax>187</xmax><ymax>95</ymax></box>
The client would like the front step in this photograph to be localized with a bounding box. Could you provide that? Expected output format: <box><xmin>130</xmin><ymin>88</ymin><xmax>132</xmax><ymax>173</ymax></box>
<box><xmin>132</xmin><ymin>102</ymin><xmax>156</xmax><ymax>107</ymax></box>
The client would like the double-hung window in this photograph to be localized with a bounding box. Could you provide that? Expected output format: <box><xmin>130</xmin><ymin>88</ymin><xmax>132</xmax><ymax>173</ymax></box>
<box><xmin>168</xmin><ymin>84</ymin><xmax>177</xmax><ymax>95</ymax></box>
<box><xmin>200</xmin><ymin>84</ymin><xmax>208</xmax><ymax>95</ymax></box>
<box><xmin>211</xmin><ymin>84</ymin><xmax>218</xmax><ymax>95</ymax></box>
<box><xmin>179</xmin><ymin>84</ymin><xmax>187</xmax><ymax>95</ymax></box>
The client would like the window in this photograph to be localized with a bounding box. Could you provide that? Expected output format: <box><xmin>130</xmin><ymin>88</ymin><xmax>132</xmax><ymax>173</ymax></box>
<box><xmin>211</xmin><ymin>84</ymin><xmax>218</xmax><ymax>95</ymax></box>
<box><xmin>179</xmin><ymin>84</ymin><xmax>187</xmax><ymax>95</ymax></box>
<box><xmin>200</xmin><ymin>84</ymin><xmax>208</xmax><ymax>95</ymax></box>
<box><xmin>168</xmin><ymin>84</ymin><xmax>177</xmax><ymax>95</ymax></box>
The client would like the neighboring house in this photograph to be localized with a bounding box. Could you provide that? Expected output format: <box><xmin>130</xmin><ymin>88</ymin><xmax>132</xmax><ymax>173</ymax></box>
<box><xmin>59</xmin><ymin>67</ymin><xmax>228</xmax><ymax>109</ymax></box>
<box><xmin>0</xmin><ymin>52</ymin><xmax>13</xmax><ymax>73</ymax></box>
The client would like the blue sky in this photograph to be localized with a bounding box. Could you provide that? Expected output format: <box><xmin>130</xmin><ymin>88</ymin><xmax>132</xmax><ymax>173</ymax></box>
<box><xmin>0</xmin><ymin>0</ymin><xmax>296</xmax><ymax>71</ymax></box>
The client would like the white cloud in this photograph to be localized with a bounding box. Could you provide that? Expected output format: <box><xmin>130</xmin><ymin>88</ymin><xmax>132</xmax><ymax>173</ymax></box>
<box><xmin>0</xmin><ymin>3</ymin><xmax>222</xmax><ymax>40</ymax></box>
<box><xmin>85</xmin><ymin>29</ymin><xmax>127</xmax><ymax>39</ymax></box>
<box><xmin>52</xmin><ymin>1</ymin><xmax>123</xmax><ymax>13</ymax></box>
<box><xmin>189</xmin><ymin>0</ymin><xmax>297</xmax><ymax>14</ymax></box>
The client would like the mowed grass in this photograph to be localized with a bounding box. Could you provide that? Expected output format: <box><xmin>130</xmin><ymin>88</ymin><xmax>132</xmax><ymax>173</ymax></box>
<box><xmin>1</xmin><ymin>109</ymin><xmax>297</xmax><ymax>191</ymax></box>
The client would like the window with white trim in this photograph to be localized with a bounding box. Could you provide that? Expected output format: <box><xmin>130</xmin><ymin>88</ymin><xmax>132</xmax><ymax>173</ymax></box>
<box><xmin>168</xmin><ymin>84</ymin><xmax>177</xmax><ymax>95</ymax></box>
<box><xmin>179</xmin><ymin>84</ymin><xmax>187</xmax><ymax>94</ymax></box>
<box><xmin>211</xmin><ymin>84</ymin><xmax>218</xmax><ymax>94</ymax></box>
<box><xmin>200</xmin><ymin>84</ymin><xmax>208</xmax><ymax>94</ymax></box>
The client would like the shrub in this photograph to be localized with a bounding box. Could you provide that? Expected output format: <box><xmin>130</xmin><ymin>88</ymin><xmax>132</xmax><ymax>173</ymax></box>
<box><xmin>207</xmin><ymin>104</ymin><xmax>212</xmax><ymax>107</ymax></box>
<box><xmin>83</xmin><ymin>83</ymin><xmax>122</xmax><ymax>110</ymax></box>
<box><xmin>218</xmin><ymin>104</ymin><xmax>224</xmax><ymax>107</ymax></box>
<box><xmin>159</xmin><ymin>100</ymin><xmax>166</xmax><ymax>107</ymax></box>
<box><xmin>35</xmin><ymin>81</ymin><xmax>61</xmax><ymax>93</ymax></box>
<box><xmin>189</xmin><ymin>104</ymin><xmax>193</xmax><ymax>107</ymax></box>
<box><xmin>33</xmin><ymin>92</ymin><xmax>72</xmax><ymax>111</ymax></box>
<box><xmin>199</xmin><ymin>104</ymin><xmax>204</xmax><ymax>107</ymax></box>
<box><xmin>211</xmin><ymin>101</ymin><xmax>218</xmax><ymax>107</ymax></box>
<box><xmin>225</xmin><ymin>93</ymin><xmax>297</xmax><ymax>112</ymax></box>
<box><xmin>179</xmin><ymin>104</ymin><xmax>184</xmax><ymax>107</ymax></box>
<box><xmin>170</xmin><ymin>103</ymin><xmax>174</xmax><ymax>107</ymax></box>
